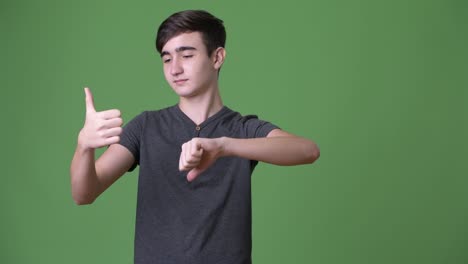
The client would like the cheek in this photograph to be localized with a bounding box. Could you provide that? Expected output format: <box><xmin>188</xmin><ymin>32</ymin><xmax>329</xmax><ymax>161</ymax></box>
<box><xmin>193</xmin><ymin>60</ymin><xmax>215</xmax><ymax>79</ymax></box>
<box><xmin>162</xmin><ymin>66</ymin><xmax>171</xmax><ymax>80</ymax></box>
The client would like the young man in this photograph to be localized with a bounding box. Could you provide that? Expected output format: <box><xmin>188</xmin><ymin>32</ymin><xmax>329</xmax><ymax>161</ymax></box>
<box><xmin>71</xmin><ymin>10</ymin><xmax>319</xmax><ymax>264</ymax></box>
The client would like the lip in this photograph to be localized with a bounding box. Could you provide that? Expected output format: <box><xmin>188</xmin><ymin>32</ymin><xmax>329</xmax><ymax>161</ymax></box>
<box><xmin>174</xmin><ymin>79</ymin><xmax>188</xmax><ymax>84</ymax></box>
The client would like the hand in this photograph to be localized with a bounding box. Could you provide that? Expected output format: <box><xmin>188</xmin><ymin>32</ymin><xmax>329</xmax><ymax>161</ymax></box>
<box><xmin>78</xmin><ymin>87</ymin><xmax>123</xmax><ymax>150</ymax></box>
<box><xmin>179</xmin><ymin>137</ymin><xmax>225</xmax><ymax>182</ymax></box>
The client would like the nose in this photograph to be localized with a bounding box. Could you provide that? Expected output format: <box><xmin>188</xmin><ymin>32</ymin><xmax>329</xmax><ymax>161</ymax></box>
<box><xmin>170</xmin><ymin>57</ymin><xmax>183</xmax><ymax>76</ymax></box>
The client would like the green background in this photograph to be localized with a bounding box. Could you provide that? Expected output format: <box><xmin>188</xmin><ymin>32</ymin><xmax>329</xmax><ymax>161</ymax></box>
<box><xmin>1</xmin><ymin>0</ymin><xmax>467</xmax><ymax>263</ymax></box>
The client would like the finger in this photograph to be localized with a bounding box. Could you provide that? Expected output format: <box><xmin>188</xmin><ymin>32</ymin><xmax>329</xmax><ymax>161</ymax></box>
<box><xmin>197</xmin><ymin>148</ymin><xmax>204</xmax><ymax>160</ymax></box>
<box><xmin>185</xmin><ymin>152</ymin><xmax>201</xmax><ymax>167</ymax></box>
<box><xmin>102</xmin><ymin>127</ymin><xmax>123</xmax><ymax>137</ymax></box>
<box><xmin>103</xmin><ymin>117</ymin><xmax>123</xmax><ymax>128</ymax></box>
<box><xmin>195</xmin><ymin>139</ymin><xmax>203</xmax><ymax>151</ymax></box>
<box><xmin>179</xmin><ymin>143</ymin><xmax>185</xmax><ymax>170</ymax></box>
<box><xmin>104</xmin><ymin>136</ymin><xmax>120</xmax><ymax>146</ymax></box>
<box><xmin>179</xmin><ymin>155</ymin><xmax>192</xmax><ymax>171</ymax></box>
<box><xmin>185</xmin><ymin>155</ymin><xmax>201</xmax><ymax>166</ymax></box>
<box><xmin>181</xmin><ymin>142</ymin><xmax>201</xmax><ymax>170</ymax></box>
<box><xmin>99</xmin><ymin>109</ymin><xmax>121</xmax><ymax>119</ymax></box>
<box><xmin>84</xmin><ymin>87</ymin><xmax>96</xmax><ymax>113</ymax></box>
<box><xmin>179</xmin><ymin>152</ymin><xmax>184</xmax><ymax>171</ymax></box>
<box><xmin>180</xmin><ymin>143</ymin><xmax>189</xmax><ymax>171</ymax></box>
<box><xmin>181</xmin><ymin>152</ymin><xmax>196</xmax><ymax>171</ymax></box>
<box><xmin>197</xmin><ymin>154</ymin><xmax>212</xmax><ymax>172</ymax></box>
<box><xmin>185</xmin><ymin>142</ymin><xmax>192</xmax><ymax>166</ymax></box>
<box><xmin>190</xmin><ymin>141</ymin><xmax>203</xmax><ymax>158</ymax></box>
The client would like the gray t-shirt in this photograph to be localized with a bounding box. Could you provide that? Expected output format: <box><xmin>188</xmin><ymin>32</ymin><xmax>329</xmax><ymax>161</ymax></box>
<box><xmin>119</xmin><ymin>105</ymin><xmax>278</xmax><ymax>264</ymax></box>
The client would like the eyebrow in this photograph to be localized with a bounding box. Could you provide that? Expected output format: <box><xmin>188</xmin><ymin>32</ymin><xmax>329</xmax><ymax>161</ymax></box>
<box><xmin>160</xmin><ymin>46</ymin><xmax>197</xmax><ymax>57</ymax></box>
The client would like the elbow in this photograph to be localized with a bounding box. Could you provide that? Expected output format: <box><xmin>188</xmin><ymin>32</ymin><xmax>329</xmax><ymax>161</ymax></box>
<box><xmin>72</xmin><ymin>193</ymin><xmax>96</xmax><ymax>206</ymax></box>
<box><xmin>304</xmin><ymin>141</ymin><xmax>320</xmax><ymax>164</ymax></box>
<box><xmin>70</xmin><ymin>176</ymin><xmax>99</xmax><ymax>206</ymax></box>
<box><xmin>73</xmin><ymin>197</ymin><xmax>95</xmax><ymax>206</ymax></box>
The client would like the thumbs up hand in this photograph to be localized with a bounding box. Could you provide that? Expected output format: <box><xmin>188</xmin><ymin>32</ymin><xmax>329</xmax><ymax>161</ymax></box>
<box><xmin>78</xmin><ymin>87</ymin><xmax>123</xmax><ymax>150</ymax></box>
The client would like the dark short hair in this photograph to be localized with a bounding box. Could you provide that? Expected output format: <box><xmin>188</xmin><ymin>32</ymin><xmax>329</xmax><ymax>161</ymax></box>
<box><xmin>156</xmin><ymin>10</ymin><xmax>226</xmax><ymax>56</ymax></box>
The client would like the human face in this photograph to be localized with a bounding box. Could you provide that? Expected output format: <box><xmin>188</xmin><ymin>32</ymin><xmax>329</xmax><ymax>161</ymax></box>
<box><xmin>160</xmin><ymin>32</ymin><xmax>222</xmax><ymax>98</ymax></box>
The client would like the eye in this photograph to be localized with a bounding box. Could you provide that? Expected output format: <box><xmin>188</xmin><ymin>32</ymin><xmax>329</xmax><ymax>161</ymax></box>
<box><xmin>183</xmin><ymin>55</ymin><xmax>193</xmax><ymax>59</ymax></box>
<box><xmin>163</xmin><ymin>58</ymin><xmax>171</xmax><ymax>63</ymax></box>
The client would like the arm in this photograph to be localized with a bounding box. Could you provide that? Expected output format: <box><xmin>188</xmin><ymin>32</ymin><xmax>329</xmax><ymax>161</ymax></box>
<box><xmin>70</xmin><ymin>88</ymin><xmax>134</xmax><ymax>205</ymax></box>
<box><xmin>179</xmin><ymin>129</ymin><xmax>320</xmax><ymax>181</ymax></box>
<box><xmin>70</xmin><ymin>144</ymin><xmax>134</xmax><ymax>205</ymax></box>
<box><xmin>223</xmin><ymin>129</ymin><xmax>320</xmax><ymax>166</ymax></box>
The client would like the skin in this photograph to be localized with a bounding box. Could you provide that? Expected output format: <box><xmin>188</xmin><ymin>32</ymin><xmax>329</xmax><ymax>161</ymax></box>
<box><xmin>70</xmin><ymin>31</ymin><xmax>320</xmax><ymax>205</ymax></box>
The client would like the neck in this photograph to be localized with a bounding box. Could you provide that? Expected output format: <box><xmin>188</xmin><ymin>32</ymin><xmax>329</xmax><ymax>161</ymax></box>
<box><xmin>178</xmin><ymin>85</ymin><xmax>224</xmax><ymax>125</ymax></box>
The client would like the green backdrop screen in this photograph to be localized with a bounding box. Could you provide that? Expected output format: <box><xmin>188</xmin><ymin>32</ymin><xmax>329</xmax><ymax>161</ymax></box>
<box><xmin>1</xmin><ymin>0</ymin><xmax>467</xmax><ymax>263</ymax></box>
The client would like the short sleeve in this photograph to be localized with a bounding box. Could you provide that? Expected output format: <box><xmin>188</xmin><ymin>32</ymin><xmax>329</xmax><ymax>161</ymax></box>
<box><xmin>118</xmin><ymin>111</ymin><xmax>146</xmax><ymax>171</ymax></box>
<box><xmin>242</xmin><ymin>115</ymin><xmax>280</xmax><ymax>138</ymax></box>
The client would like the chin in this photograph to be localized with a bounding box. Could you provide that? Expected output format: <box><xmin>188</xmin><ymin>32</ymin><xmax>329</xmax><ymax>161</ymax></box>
<box><xmin>172</xmin><ymin>87</ymin><xmax>199</xmax><ymax>98</ymax></box>
<box><xmin>172</xmin><ymin>85</ymin><xmax>206</xmax><ymax>98</ymax></box>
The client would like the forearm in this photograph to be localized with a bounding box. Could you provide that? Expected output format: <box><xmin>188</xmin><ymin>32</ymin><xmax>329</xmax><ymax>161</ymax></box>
<box><xmin>222</xmin><ymin>136</ymin><xmax>320</xmax><ymax>165</ymax></box>
<box><xmin>70</xmin><ymin>143</ymin><xmax>101</xmax><ymax>205</ymax></box>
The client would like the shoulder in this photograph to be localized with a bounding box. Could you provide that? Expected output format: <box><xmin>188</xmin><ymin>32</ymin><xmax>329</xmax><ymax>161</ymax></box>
<box><xmin>223</xmin><ymin>107</ymin><xmax>271</xmax><ymax>125</ymax></box>
<box><xmin>221</xmin><ymin>106</ymin><xmax>258</xmax><ymax>122</ymax></box>
<box><xmin>220</xmin><ymin>107</ymin><xmax>278</xmax><ymax>137</ymax></box>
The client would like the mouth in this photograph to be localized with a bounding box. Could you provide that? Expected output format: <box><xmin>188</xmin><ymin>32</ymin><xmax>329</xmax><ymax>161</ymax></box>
<box><xmin>174</xmin><ymin>79</ymin><xmax>188</xmax><ymax>84</ymax></box>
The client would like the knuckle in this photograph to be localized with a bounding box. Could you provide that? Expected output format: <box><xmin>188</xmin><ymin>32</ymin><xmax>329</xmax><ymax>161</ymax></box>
<box><xmin>96</xmin><ymin>119</ymin><xmax>104</xmax><ymax>129</ymax></box>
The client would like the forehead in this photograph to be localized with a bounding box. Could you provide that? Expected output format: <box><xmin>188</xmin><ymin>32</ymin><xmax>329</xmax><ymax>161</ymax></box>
<box><xmin>161</xmin><ymin>32</ymin><xmax>205</xmax><ymax>54</ymax></box>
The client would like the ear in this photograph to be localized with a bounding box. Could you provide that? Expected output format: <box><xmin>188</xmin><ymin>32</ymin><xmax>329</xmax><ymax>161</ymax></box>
<box><xmin>212</xmin><ymin>47</ymin><xmax>226</xmax><ymax>70</ymax></box>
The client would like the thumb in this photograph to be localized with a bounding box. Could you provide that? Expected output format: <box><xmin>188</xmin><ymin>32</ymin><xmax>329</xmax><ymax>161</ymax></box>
<box><xmin>187</xmin><ymin>168</ymin><xmax>204</xmax><ymax>182</ymax></box>
<box><xmin>84</xmin><ymin>87</ymin><xmax>96</xmax><ymax>113</ymax></box>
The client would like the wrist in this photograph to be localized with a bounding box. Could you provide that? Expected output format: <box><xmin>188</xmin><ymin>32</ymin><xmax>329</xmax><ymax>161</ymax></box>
<box><xmin>219</xmin><ymin>137</ymin><xmax>233</xmax><ymax>157</ymax></box>
<box><xmin>77</xmin><ymin>129</ymin><xmax>94</xmax><ymax>153</ymax></box>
